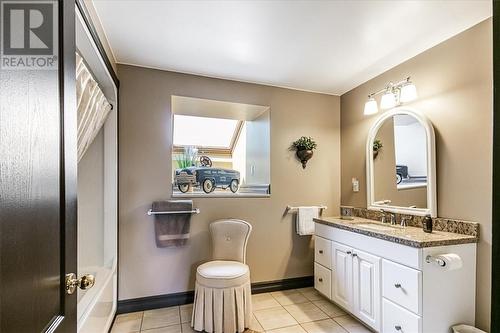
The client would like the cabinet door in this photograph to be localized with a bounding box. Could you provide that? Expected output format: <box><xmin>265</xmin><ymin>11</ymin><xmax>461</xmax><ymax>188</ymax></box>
<box><xmin>352</xmin><ymin>249</ymin><xmax>381</xmax><ymax>331</ymax></box>
<box><xmin>332</xmin><ymin>242</ymin><xmax>353</xmax><ymax>310</ymax></box>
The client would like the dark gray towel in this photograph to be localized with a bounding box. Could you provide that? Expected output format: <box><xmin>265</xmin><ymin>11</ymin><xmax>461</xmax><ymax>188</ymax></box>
<box><xmin>152</xmin><ymin>200</ymin><xmax>193</xmax><ymax>248</ymax></box>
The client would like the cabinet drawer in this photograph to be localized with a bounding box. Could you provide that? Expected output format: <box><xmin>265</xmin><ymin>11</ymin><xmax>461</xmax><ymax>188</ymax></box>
<box><xmin>314</xmin><ymin>263</ymin><xmax>331</xmax><ymax>299</ymax></box>
<box><xmin>314</xmin><ymin>236</ymin><xmax>332</xmax><ymax>269</ymax></box>
<box><xmin>382</xmin><ymin>298</ymin><xmax>421</xmax><ymax>333</ymax></box>
<box><xmin>382</xmin><ymin>260</ymin><xmax>422</xmax><ymax>315</ymax></box>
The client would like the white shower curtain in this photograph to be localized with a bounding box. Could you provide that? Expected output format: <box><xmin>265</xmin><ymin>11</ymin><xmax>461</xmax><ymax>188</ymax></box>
<box><xmin>76</xmin><ymin>52</ymin><xmax>112</xmax><ymax>162</ymax></box>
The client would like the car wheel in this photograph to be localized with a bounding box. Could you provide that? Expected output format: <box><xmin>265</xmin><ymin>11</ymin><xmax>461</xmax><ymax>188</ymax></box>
<box><xmin>202</xmin><ymin>179</ymin><xmax>215</xmax><ymax>193</ymax></box>
<box><xmin>230</xmin><ymin>179</ymin><xmax>239</xmax><ymax>193</ymax></box>
<box><xmin>396</xmin><ymin>173</ymin><xmax>403</xmax><ymax>184</ymax></box>
<box><xmin>178</xmin><ymin>184</ymin><xmax>190</xmax><ymax>193</ymax></box>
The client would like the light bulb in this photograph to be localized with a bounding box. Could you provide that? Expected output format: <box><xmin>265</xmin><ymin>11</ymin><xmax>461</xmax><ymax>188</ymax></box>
<box><xmin>364</xmin><ymin>97</ymin><xmax>378</xmax><ymax>115</ymax></box>
<box><xmin>380</xmin><ymin>91</ymin><xmax>397</xmax><ymax>109</ymax></box>
<box><xmin>400</xmin><ymin>82</ymin><xmax>418</xmax><ymax>103</ymax></box>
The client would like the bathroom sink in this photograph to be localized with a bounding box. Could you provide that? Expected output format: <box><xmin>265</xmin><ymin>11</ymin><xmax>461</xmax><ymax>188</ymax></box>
<box><xmin>355</xmin><ymin>223</ymin><xmax>400</xmax><ymax>232</ymax></box>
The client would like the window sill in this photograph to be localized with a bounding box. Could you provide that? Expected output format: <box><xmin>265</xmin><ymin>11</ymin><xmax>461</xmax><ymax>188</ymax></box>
<box><xmin>172</xmin><ymin>193</ymin><xmax>271</xmax><ymax>198</ymax></box>
<box><xmin>397</xmin><ymin>183</ymin><xmax>427</xmax><ymax>190</ymax></box>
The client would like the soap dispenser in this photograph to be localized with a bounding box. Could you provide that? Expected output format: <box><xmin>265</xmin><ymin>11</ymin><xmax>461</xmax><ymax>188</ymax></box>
<box><xmin>423</xmin><ymin>215</ymin><xmax>433</xmax><ymax>233</ymax></box>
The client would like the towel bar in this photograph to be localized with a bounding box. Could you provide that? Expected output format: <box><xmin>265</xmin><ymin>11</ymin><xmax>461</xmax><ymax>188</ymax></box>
<box><xmin>285</xmin><ymin>205</ymin><xmax>327</xmax><ymax>213</ymax></box>
<box><xmin>147</xmin><ymin>208</ymin><xmax>200</xmax><ymax>215</ymax></box>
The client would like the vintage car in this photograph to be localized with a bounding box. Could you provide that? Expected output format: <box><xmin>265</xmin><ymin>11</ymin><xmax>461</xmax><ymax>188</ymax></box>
<box><xmin>396</xmin><ymin>164</ymin><xmax>409</xmax><ymax>184</ymax></box>
<box><xmin>175</xmin><ymin>156</ymin><xmax>240</xmax><ymax>194</ymax></box>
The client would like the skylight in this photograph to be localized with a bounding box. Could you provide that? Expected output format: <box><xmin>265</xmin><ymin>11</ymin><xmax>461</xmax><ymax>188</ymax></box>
<box><xmin>173</xmin><ymin>115</ymin><xmax>239</xmax><ymax>149</ymax></box>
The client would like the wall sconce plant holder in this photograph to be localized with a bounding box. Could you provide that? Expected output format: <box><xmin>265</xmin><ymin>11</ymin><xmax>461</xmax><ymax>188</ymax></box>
<box><xmin>291</xmin><ymin>136</ymin><xmax>317</xmax><ymax>169</ymax></box>
<box><xmin>373</xmin><ymin>139</ymin><xmax>383</xmax><ymax>159</ymax></box>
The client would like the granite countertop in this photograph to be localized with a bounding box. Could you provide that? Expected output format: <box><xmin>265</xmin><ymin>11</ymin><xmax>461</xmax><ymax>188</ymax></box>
<box><xmin>314</xmin><ymin>216</ymin><xmax>478</xmax><ymax>248</ymax></box>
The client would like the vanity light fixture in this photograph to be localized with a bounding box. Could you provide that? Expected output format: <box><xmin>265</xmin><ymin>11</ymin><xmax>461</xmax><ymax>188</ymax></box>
<box><xmin>363</xmin><ymin>77</ymin><xmax>418</xmax><ymax>115</ymax></box>
<box><xmin>363</xmin><ymin>97</ymin><xmax>378</xmax><ymax>115</ymax></box>
<box><xmin>400</xmin><ymin>80</ymin><xmax>418</xmax><ymax>103</ymax></box>
<box><xmin>380</xmin><ymin>90</ymin><xmax>397</xmax><ymax>110</ymax></box>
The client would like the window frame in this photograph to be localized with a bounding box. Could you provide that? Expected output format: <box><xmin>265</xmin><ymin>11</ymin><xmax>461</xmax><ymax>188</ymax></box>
<box><xmin>172</xmin><ymin>120</ymin><xmax>244</xmax><ymax>155</ymax></box>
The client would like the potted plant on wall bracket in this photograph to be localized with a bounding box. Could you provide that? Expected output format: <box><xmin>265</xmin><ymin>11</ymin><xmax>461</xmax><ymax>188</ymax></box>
<box><xmin>373</xmin><ymin>139</ymin><xmax>383</xmax><ymax>159</ymax></box>
<box><xmin>291</xmin><ymin>136</ymin><xmax>317</xmax><ymax>169</ymax></box>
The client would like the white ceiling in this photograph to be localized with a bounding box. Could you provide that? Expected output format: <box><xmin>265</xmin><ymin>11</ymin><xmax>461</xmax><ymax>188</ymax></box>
<box><xmin>93</xmin><ymin>0</ymin><xmax>491</xmax><ymax>95</ymax></box>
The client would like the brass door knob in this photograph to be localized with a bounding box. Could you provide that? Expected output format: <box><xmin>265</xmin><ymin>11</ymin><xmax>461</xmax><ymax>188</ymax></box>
<box><xmin>65</xmin><ymin>273</ymin><xmax>95</xmax><ymax>295</ymax></box>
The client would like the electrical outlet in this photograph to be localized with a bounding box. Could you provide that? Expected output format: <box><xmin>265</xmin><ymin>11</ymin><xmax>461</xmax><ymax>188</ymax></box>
<box><xmin>340</xmin><ymin>206</ymin><xmax>354</xmax><ymax>220</ymax></box>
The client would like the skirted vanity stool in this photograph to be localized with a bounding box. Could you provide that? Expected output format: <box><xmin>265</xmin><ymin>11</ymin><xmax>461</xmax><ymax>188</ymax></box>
<box><xmin>192</xmin><ymin>219</ymin><xmax>253</xmax><ymax>333</ymax></box>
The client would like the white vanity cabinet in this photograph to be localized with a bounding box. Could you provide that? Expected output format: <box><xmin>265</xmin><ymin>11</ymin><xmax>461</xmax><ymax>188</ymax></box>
<box><xmin>314</xmin><ymin>222</ymin><xmax>477</xmax><ymax>333</ymax></box>
<box><xmin>331</xmin><ymin>241</ymin><xmax>352</xmax><ymax>310</ymax></box>
<box><xmin>352</xmin><ymin>248</ymin><xmax>381</xmax><ymax>329</ymax></box>
<box><xmin>329</xmin><ymin>240</ymin><xmax>381</xmax><ymax>330</ymax></box>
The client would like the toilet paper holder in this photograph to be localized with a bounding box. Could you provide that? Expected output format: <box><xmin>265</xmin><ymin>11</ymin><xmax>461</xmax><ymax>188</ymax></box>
<box><xmin>425</xmin><ymin>255</ymin><xmax>447</xmax><ymax>267</ymax></box>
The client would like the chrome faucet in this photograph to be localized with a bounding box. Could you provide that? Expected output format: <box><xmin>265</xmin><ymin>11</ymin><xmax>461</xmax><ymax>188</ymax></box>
<box><xmin>380</xmin><ymin>209</ymin><xmax>387</xmax><ymax>223</ymax></box>
<box><xmin>401</xmin><ymin>216</ymin><xmax>412</xmax><ymax>228</ymax></box>
<box><xmin>388</xmin><ymin>212</ymin><xmax>396</xmax><ymax>225</ymax></box>
<box><xmin>380</xmin><ymin>209</ymin><xmax>395</xmax><ymax>225</ymax></box>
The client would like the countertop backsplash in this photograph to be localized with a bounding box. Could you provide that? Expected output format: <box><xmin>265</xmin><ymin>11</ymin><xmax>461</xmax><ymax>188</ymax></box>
<box><xmin>351</xmin><ymin>207</ymin><xmax>479</xmax><ymax>238</ymax></box>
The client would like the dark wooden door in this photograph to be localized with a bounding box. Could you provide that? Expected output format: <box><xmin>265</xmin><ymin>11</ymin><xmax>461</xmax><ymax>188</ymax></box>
<box><xmin>0</xmin><ymin>0</ymin><xmax>77</xmax><ymax>332</ymax></box>
<box><xmin>492</xmin><ymin>0</ymin><xmax>500</xmax><ymax>331</ymax></box>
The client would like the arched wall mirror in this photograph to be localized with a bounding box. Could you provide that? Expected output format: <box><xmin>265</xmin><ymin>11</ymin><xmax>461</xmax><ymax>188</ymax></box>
<box><xmin>366</xmin><ymin>108</ymin><xmax>437</xmax><ymax>217</ymax></box>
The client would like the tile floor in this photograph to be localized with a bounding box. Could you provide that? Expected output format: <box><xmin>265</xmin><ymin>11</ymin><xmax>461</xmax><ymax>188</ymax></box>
<box><xmin>111</xmin><ymin>288</ymin><xmax>373</xmax><ymax>333</ymax></box>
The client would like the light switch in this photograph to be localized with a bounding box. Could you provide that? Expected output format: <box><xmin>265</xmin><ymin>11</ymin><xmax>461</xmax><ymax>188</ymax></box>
<box><xmin>352</xmin><ymin>178</ymin><xmax>359</xmax><ymax>192</ymax></box>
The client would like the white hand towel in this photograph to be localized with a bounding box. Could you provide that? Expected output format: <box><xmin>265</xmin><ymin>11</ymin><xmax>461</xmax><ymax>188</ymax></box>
<box><xmin>296</xmin><ymin>206</ymin><xmax>320</xmax><ymax>236</ymax></box>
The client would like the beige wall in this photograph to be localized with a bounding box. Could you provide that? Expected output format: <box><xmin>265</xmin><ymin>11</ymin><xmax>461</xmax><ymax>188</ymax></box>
<box><xmin>340</xmin><ymin>19</ymin><xmax>492</xmax><ymax>330</ymax></box>
<box><xmin>118</xmin><ymin>65</ymin><xmax>341</xmax><ymax>300</ymax></box>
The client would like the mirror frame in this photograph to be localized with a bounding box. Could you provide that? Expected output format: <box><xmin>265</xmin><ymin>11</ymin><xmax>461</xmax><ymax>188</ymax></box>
<box><xmin>366</xmin><ymin>108</ymin><xmax>437</xmax><ymax>217</ymax></box>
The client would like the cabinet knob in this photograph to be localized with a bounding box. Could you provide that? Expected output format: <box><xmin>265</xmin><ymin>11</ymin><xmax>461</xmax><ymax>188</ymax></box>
<box><xmin>352</xmin><ymin>253</ymin><xmax>358</xmax><ymax>257</ymax></box>
<box><xmin>346</xmin><ymin>251</ymin><xmax>352</xmax><ymax>255</ymax></box>
<box><xmin>394</xmin><ymin>283</ymin><xmax>402</xmax><ymax>288</ymax></box>
<box><xmin>318</xmin><ymin>278</ymin><xmax>323</xmax><ymax>282</ymax></box>
<box><xmin>395</xmin><ymin>325</ymin><xmax>402</xmax><ymax>331</ymax></box>
<box><xmin>319</xmin><ymin>250</ymin><xmax>323</xmax><ymax>254</ymax></box>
